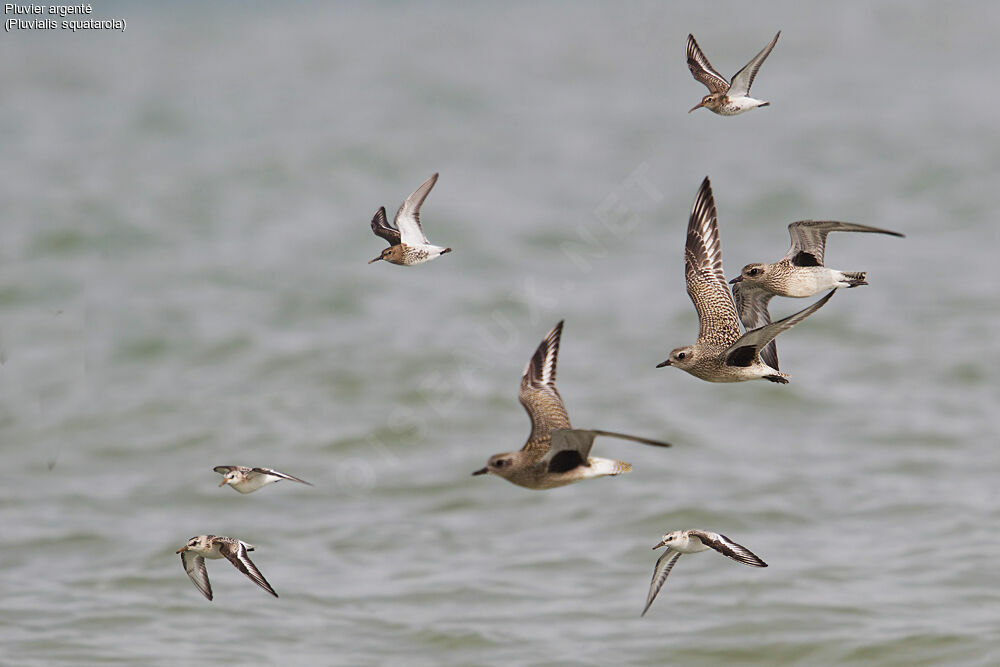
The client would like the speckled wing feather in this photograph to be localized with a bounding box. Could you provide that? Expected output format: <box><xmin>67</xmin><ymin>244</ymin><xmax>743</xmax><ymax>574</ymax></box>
<box><xmin>685</xmin><ymin>177</ymin><xmax>742</xmax><ymax>348</ymax></box>
<box><xmin>220</xmin><ymin>539</ymin><xmax>278</xmax><ymax>598</ymax></box>
<box><xmin>784</xmin><ymin>220</ymin><xmax>905</xmax><ymax>267</ymax></box>
<box><xmin>370</xmin><ymin>207</ymin><xmax>401</xmax><ymax>246</ymax></box>
<box><xmin>689</xmin><ymin>530</ymin><xmax>768</xmax><ymax>567</ymax></box>
<box><xmin>727</xmin><ymin>31</ymin><xmax>779</xmax><ymax>98</ymax></box>
<box><xmin>395</xmin><ymin>173</ymin><xmax>438</xmax><ymax>245</ymax></box>
<box><xmin>180</xmin><ymin>551</ymin><xmax>213</xmax><ymax>601</ymax></box>
<box><xmin>731</xmin><ymin>281</ymin><xmax>779</xmax><ymax>369</ymax></box>
<box><xmin>686</xmin><ymin>34</ymin><xmax>729</xmax><ymax>94</ymax></box>
<box><xmin>724</xmin><ymin>290</ymin><xmax>834</xmax><ymax>366</ymax></box>
<box><xmin>642</xmin><ymin>550</ymin><xmax>682</xmax><ymax>616</ymax></box>
<box><xmin>519</xmin><ymin>320</ymin><xmax>572</xmax><ymax>456</ymax></box>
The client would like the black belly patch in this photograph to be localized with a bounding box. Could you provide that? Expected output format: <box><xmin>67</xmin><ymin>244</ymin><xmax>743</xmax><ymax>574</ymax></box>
<box><xmin>791</xmin><ymin>251</ymin><xmax>821</xmax><ymax>267</ymax></box>
<box><xmin>548</xmin><ymin>450</ymin><xmax>586</xmax><ymax>473</ymax></box>
<box><xmin>726</xmin><ymin>346</ymin><xmax>756</xmax><ymax>367</ymax></box>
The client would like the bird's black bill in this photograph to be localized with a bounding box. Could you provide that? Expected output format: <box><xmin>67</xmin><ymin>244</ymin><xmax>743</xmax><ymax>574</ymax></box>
<box><xmin>471</xmin><ymin>467</ymin><xmax>488</xmax><ymax>476</ymax></box>
<box><xmin>729</xmin><ymin>275</ymin><xmax>743</xmax><ymax>284</ymax></box>
<box><xmin>655</xmin><ymin>360</ymin><xmax>671</xmax><ymax>368</ymax></box>
<box><xmin>368</xmin><ymin>256</ymin><xmax>382</xmax><ymax>264</ymax></box>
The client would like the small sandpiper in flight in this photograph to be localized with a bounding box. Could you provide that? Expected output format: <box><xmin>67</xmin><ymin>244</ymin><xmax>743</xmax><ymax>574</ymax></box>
<box><xmin>642</xmin><ymin>529</ymin><xmax>767</xmax><ymax>617</ymax></box>
<box><xmin>472</xmin><ymin>320</ymin><xmax>671</xmax><ymax>489</ymax></box>
<box><xmin>686</xmin><ymin>31</ymin><xmax>779</xmax><ymax>116</ymax></box>
<box><xmin>214</xmin><ymin>465</ymin><xmax>313</xmax><ymax>494</ymax></box>
<box><xmin>656</xmin><ymin>177</ymin><xmax>834</xmax><ymax>383</ymax></box>
<box><xmin>176</xmin><ymin>535</ymin><xmax>278</xmax><ymax>601</ymax></box>
<box><xmin>730</xmin><ymin>220</ymin><xmax>904</xmax><ymax>370</ymax></box>
<box><xmin>369</xmin><ymin>173</ymin><xmax>452</xmax><ymax>266</ymax></box>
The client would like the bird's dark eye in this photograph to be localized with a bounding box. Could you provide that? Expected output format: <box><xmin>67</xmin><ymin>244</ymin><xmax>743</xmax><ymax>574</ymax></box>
<box><xmin>495</xmin><ymin>460</ymin><xmax>506</xmax><ymax>468</ymax></box>
<box><xmin>677</xmin><ymin>352</ymin><xmax>686</xmax><ymax>359</ymax></box>
<box><xmin>748</xmin><ymin>268</ymin><xmax>761</xmax><ymax>276</ymax></box>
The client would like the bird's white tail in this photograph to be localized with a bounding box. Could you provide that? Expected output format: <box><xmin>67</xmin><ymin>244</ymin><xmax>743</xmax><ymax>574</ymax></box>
<box><xmin>586</xmin><ymin>457</ymin><xmax>632</xmax><ymax>477</ymax></box>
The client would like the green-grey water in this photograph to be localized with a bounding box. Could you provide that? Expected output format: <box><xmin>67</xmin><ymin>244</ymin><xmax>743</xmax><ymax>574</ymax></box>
<box><xmin>2</xmin><ymin>2</ymin><xmax>998</xmax><ymax>665</ymax></box>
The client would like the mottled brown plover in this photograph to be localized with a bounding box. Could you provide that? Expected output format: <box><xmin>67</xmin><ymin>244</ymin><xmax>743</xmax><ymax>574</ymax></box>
<box><xmin>656</xmin><ymin>177</ymin><xmax>834</xmax><ymax>383</ymax></box>
<box><xmin>176</xmin><ymin>535</ymin><xmax>278</xmax><ymax>601</ymax></box>
<box><xmin>472</xmin><ymin>321</ymin><xmax>671</xmax><ymax>489</ymax></box>
<box><xmin>687</xmin><ymin>32</ymin><xmax>779</xmax><ymax>116</ymax></box>
<box><xmin>642</xmin><ymin>529</ymin><xmax>767</xmax><ymax>616</ymax></box>
<box><xmin>369</xmin><ymin>173</ymin><xmax>451</xmax><ymax>266</ymax></box>
<box><xmin>729</xmin><ymin>220</ymin><xmax>904</xmax><ymax>369</ymax></box>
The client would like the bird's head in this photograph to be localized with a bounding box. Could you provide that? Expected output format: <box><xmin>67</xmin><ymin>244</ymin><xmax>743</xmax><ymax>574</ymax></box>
<box><xmin>656</xmin><ymin>346</ymin><xmax>697</xmax><ymax>370</ymax></box>
<box><xmin>653</xmin><ymin>531</ymin><xmax>682</xmax><ymax>550</ymax></box>
<box><xmin>176</xmin><ymin>535</ymin><xmax>212</xmax><ymax>554</ymax></box>
<box><xmin>472</xmin><ymin>453</ymin><xmax>517</xmax><ymax>479</ymax></box>
<box><xmin>219</xmin><ymin>469</ymin><xmax>241</xmax><ymax>487</ymax></box>
<box><xmin>731</xmin><ymin>263</ymin><xmax>769</xmax><ymax>286</ymax></box>
<box><xmin>689</xmin><ymin>93</ymin><xmax>721</xmax><ymax>113</ymax></box>
<box><xmin>369</xmin><ymin>246</ymin><xmax>403</xmax><ymax>264</ymax></box>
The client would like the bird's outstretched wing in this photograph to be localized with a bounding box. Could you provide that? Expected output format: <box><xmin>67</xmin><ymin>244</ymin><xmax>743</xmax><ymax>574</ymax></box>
<box><xmin>689</xmin><ymin>530</ymin><xmax>768</xmax><ymax>567</ymax></box>
<box><xmin>519</xmin><ymin>321</ymin><xmax>572</xmax><ymax>456</ymax></box>
<box><xmin>686</xmin><ymin>34</ymin><xmax>729</xmax><ymax>94</ymax></box>
<box><xmin>642</xmin><ymin>550</ymin><xmax>682</xmax><ymax>617</ymax></box>
<box><xmin>731</xmin><ymin>281</ymin><xmax>778</xmax><ymax>369</ymax></box>
<box><xmin>685</xmin><ymin>177</ymin><xmax>742</xmax><ymax>349</ymax></box>
<box><xmin>784</xmin><ymin>220</ymin><xmax>905</xmax><ymax>268</ymax></box>
<box><xmin>371</xmin><ymin>207</ymin><xmax>401</xmax><ymax>246</ymax></box>
<box><xmin>544</xmin><ymin>429</ymin><xmax>670</xmax><ymax>474</ymax></box>
<box><xmin>727</xmin><ymin>31</ymin><xmax>780</xmax><ymax>98</ymax></box>
<box><xmin>180</xmin><ymin>551</ymin><xmax>213</xmax><ymax>601</ymax></box>
<box><xmin>724</xmin><ymin>290</ymin><xmax>834</xmax><ymax>368</ymax></box>
<box><xmin>250</xmin><ymin>468</ymin><xmax>313</xmax><ymax>486</ymax></box>
<box><xmin>395</xmin><ymin>173</ymin><xmax>438</xmax><ymax>245</ymax></box>
<box><xmin>220</xmin><ymin>540</ymin><xmax>278</xmax><ymax>598</ymax></box>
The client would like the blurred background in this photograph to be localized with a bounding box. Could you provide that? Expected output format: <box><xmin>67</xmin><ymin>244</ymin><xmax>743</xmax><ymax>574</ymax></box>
<box><xmin>1</xmin><ymin>1</ymin><xmax>998</xmax><ymax>665</ymax></box>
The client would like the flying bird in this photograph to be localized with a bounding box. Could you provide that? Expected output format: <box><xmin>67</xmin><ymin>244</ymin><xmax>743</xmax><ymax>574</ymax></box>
<box><xmin>473</xmin><ymin>320</ymin><xmax>671</xmax><ymax>489</ymax></box>
<box><xmin>176</xmin><ymin>535</ymin><xmax>278</xmax><ymax>601</ymax></box>
<box><xmin>369</xmin><ymin>173</ymin><xmax>451</xmax><ymax>266</ymax></box>
<box><xmin>214</xmin><ymin>465</ymin><xmax>313</xmax><ymax>494</ymax></box>
<box><xmin>730</xmin><ymin>220</ymin><xmax>904</xmax><ymax>369</ymax></box>
<box><xmin>642</xmin><ymin>529</ymin><xmax>766</xmax><ymax>616</ymax></box>
<box><xmin>686</xmin><ymin>32</ymin><xmax>779</xmax><ymax>116</ymax></box>
<box><xmin>656</xmin><ymin>177</ymin><xmax>833</xmax><ymax>383</ymax></box>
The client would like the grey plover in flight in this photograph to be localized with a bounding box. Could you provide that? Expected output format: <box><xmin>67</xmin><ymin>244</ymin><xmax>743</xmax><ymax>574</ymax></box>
<box><xmin>176</xmin><ymin>535</ymin><xmax>278</xmax><ymax>601</ymax></box>
<box><xmin>730</xmin><ymin>220</ymin><xmax>904</xmax><ymax>370</ymax></box>
<box><xmin>369</xmin><ymin>173</ymin><xmax>451</xmax><ymax>266</ymax></box>
<box><xmin>642</xmin><ymin>529</ymin><xmax>767</xmax><ymax>617</ymax></box>
<box><xmin>656</xmin><ymin>177</ymin><xmax>834</xmax><ymax>383</ymax></box>
<box><xmin>214</xmin><ymin>466</ymin><xmax>313</xmax><ymax>494</ymax></box>
<box><xmin>472</xmin><ymin>320</ymin><xmax>671</xmax><ymax>489</ymax></box>
<box><xmin>686</xmin><ymin>31</ymin><xmax>779</xmax><ymax>116</ymax></box>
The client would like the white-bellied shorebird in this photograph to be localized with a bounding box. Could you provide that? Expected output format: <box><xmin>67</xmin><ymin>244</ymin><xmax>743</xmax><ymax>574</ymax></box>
<box><xmin>176</xmin><ymin>535</ymin><xmax>278</xmax><ymax>601</ymax></box>
<box><xmin>686</xmin><ymin>32</ymin><xmax>779</xmax><ymax>116</ymax></box>
<box><xmin>642</xmin><ymin>529</ymin><xmax>766</xmax><ymax>616</ymax></box>
<box><xmin>214</xmin><ymin>466</ymin><xmax>313</xmax><ymax>494</ymax></box>
<box><xmin>369</xmin><ymin>173</ymin><xmax>451</xmax><ymax>265</ymax></box>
